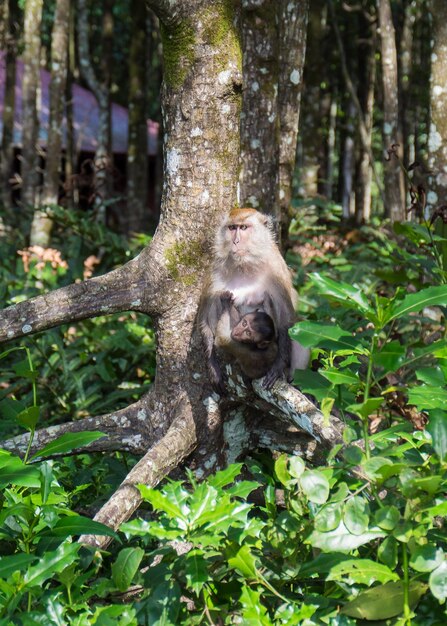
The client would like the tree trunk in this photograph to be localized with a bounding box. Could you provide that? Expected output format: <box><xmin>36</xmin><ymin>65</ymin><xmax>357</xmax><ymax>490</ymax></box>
<box><xmin>0</xmin><ymin>0</ymin><xmax>343</xmax><ymax>548</ymax></box>
<box><xmin>77</xmin><ymin>0</ymin><xmax>112</xmax><ymax>221</ymax></box>
<box><xmin>127</xmin><ymin>0</ymin><xmax>149</xmax><ymax>234</ymax></box>
<box><xmin>0</xmin><ymin>0</ymin><xmax>18</xmax><ymax>215</ymax></box>
<box><xmin>427</xmin><ymin>0</ymin><xmax>447</xmax><ymax>268</ymax></box>
<box><xmin>29</xmin><ymin>0</ymin><xmax>69</xmax><ymax>247</ymax></box>
<box><xmin>377</xmin><ymin>0</ymin><xmax>405</xmax><ymax>221</ymax></box>
<box><xmin>21</xmin><ymin>0</ymin><xmax>43</xmax><ymax>210</ymax></box>
<box><xmin>341</xmin><ymin>99</ymin><xmax>356</xmax><ymax>219</ymax></box>
<box><xmin>277</xmin><ymin>0</ymin><xmax>309</xmax><ymax>245</ymax></box>
<box><xmin>355</xmin><ymin>10</ymin><xmax>376</xmax><ymax>224</ymax></box>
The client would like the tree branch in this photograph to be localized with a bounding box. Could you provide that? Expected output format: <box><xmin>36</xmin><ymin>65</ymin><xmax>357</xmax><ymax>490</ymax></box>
<box><xmin>0</xmin><ymin>260</ymin><xmax>146</xmax><ymax>342</ymax></box>
<box><xmin>80</xmin><ymin>394</ymin><xmax>197</xmax><ymax>548</ymax></box>
<box><xmin>0</xmin><ymin>396</ymin><xmax>159</xmax><ymax>457</ymax></box>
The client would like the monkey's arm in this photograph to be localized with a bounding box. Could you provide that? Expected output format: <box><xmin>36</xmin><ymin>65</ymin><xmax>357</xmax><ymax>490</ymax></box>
<box><xmin>261</xmin><ymin>289</ymin><xmax>294</xmax><ymax>389</ymax></box>
<box><xmin>198</xmin><ymin>294</ymin><xmax>227</xmax><ymax>394</ymax></box>
<box><xmin>220</xmin><ymin>291</ymin><xmax>241</xmax><ymax>329</ymax></box>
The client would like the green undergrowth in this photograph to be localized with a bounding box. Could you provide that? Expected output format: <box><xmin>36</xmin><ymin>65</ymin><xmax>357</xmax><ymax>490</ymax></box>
<box><xmin>1</xmin><ymin>208</ymin><xmax>447</xmax><ymax>623</ymax></box>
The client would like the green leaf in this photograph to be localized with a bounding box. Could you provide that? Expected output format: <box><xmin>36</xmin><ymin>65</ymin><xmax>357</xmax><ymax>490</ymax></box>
<box><xmin>314</xmin><ymin>503</ymin><xmax>342</xmax><ymax>532</ymax></box>
<box><xmin>327</xmin><ymin>558</ymin><xmax>399</xmax><ymax>585</ymax></box>
<box><xmin>239</xmin><ymin>586</ymin><xmax>272</xmax><ymax>625</ymax></box>
<box><xmin>228</xmin><ymin>545</ymin><xmax>258</xmax><ymax>579</ymax></box>
<box><xmin>378</xmin><ymin>536</ymin><xmax>398</xmax><ymax>569</ymax></box>
<box><xmin>292</xmin><ymin>369</ymin><xmax>333</xmax><ymax>402</ymax></box>
<box><xmin>408</xmin><ymin>386</ymin><xmax>447</xmax><ymax>411</ymax></box>
<box><xmin>309</xmin><ymin>273</ymin><xmax>373</xmax><ymax>315</ymax></box>
<box><xmin>0</xmin><ymin>455</ymin><xmax>40</xmax><ymax>488</ymax></box>
<box><xmin>0</xmin><ymin>397</ymin><xmax>26</xmax><ymax>420</ymax></box>
<box><xmin>207</xmin><ymin>463</ymin><xmax>243</xmax><ymax>489</ymax></box>
<box><xmin>290</xmin><ymin>321</ymin><xmax>365</xmax><ymax>353</ymax></box>
<box><xmin>184</xmin><ymin>550</ymin><xmax>209</xmax><ymax>596</ymax></box>
<box><xmin>319</xmin><ymin>368</ymin><xmax>359</xmax><ymax>386</ymax></box>
<box><xmin>341</xmin><ymin>581</ymin><xmax>427</xmax><ymax>619</ymax></box>
<box><xmin>362</xmin><ymin>456</ymin><xmax>394</xmax><ymax>482</ymax></box>
<box><xmin>226</xmin><ymin>480</ymin><xmax>259</xmax><ymax>499</ymax></box>
<box><xmin>410</xmin><ymin>544</ymin><xmax>444</xmax><ymax>573</ymax></box>
<box><xmin>307</xmin><ymin>521</ymin><xmax>385</xmax><ymax>553</ymax></box>
<box><xmin>51</xmin><ymin>515</ymin><xmax>120</xmax><ymax>540</ymax></box>
<box><xmin>344</xmin><ymin>496</ymin><xmax>369</xmax><ymax>535</ymax></box>
<box><xmin>111</xmin><ymin>547</ymin><xmax>144</xmax><ymax>591</ymax></box>
<box><xmin>374</xmin><ymin>506</ymin><xmax>400</xmax><ymax>531</ymax></box>
<box><xmin>16</xmin><ymin>406</ymin><xmax>40</xmax><ymax>430</ymax></box>
<box><xmin>288</xmin><ymin>456</ymin><xmax>305</xmax><ymax>479</ymax></box>
<box><xmin>31</xmin><ymin>431</ymin><xmax>106</xmax><ymax>460</ymax></box>
<box><xmin>426</xmin><ymin>410</ymin><xmax>447</xmax><ymax>460</ymax></box>
<box><xmin>23</xmin><ymin>542</ymin><xmax>80</xmax><ymax>588</ymax></box>
<box><xmin>373</xmin><ymin>341</ymin><xmax>406</xmax><ymax>374</ymax></box>
<box><xmin>0</xmin><ymin>553</ymin><xmax>38</xmax><ymax>578</ymax></box>
<box><xmin>300</xmin><ymin>470</ymin><xmax>330</xmax><ymax>504</ymax></box>
<box><xmin>387</xmin><ymin>285</ymin><xmax>447</xmax><ymax>323</ymax></box>
<box><xmin>347</xmin><ymin>397</ymin><xmax>384</xmax><ymax>419</ymax></box>
<box><xmin>429</xmin><ymin>561</ymin><xmax>447</xmax><ymax>601</ymax></box>
<box><xmin>274</xmin><ymin>454</ymin><xmax>291</xmax><ymax>486</ymax></box>
<box><xmin>416</xmin><ymin>367</ymin><xmax>446</xmax><ymax>386</ymax></box>
<box><xmin>138</xmin><ymin>486</ymin><xmax>187</xmax><ymax>526</ymax></box>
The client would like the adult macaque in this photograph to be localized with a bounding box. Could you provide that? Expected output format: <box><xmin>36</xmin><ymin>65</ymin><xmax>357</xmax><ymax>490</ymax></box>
<box><xmin>198</xmin><ymin>207</ymin><xmax>309</xmax><ymax>392</ymax></box>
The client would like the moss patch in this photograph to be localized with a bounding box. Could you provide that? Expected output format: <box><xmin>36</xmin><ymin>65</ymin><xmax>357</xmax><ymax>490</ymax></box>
<box><xmin>165</xmin><ymin>240</ymin><xmax>203</xmax><ymax>286</ymax></box>
<box><xmin>160</xmin><ymin>20</ymin><xmax>196</xmax><ymax>89</ymax></box>
<box><xmin>202</xmin><ymin>0</ymin><xmax>242</xmax><ymax>71</ymax></box>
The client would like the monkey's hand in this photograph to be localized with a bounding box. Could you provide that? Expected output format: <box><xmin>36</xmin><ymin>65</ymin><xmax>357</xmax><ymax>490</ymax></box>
<box><xmin>208</xmin><ymin>354</ymin><xmax>227</xmax><ymax>395</ymax></box>
<box><xmin>262</xmin><ymin>363</ymin><xmax>285</xmax><ymax>390</ymax></box>
<box><xmin>220</xmin><ymin>290</ymin><xmax>234</xmax><ymax>310</ymax></box>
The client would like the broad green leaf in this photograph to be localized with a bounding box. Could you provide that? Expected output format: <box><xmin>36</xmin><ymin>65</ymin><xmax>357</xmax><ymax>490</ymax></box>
<box><xmin>274</xmin><ymin>454</ymin><xmax>291</xmax><ymax>486</ymax></box>
<box><xmin>299</xmin><ymin>552</ymin><xmax>351</xmax><ymax>577</ymax></box>
<box><xmin>184</xmin><ymin>550</ymin><xmax>209</xmax><ymax>596</ymax></box>
<box><xmin>386</xmin><ymin>285</ymin><xmax>447</xmax><ymax>324</ymax></box>
<box><xmin>0</xmin><ymin>553</ymin><xmax>38</xmax><ymax>578</ymax></box>
<box><xmin>207</xmin><ymin>463</ymin><xmax>243</xmax><ymax>489</ymax></box>
<box><xmin>416</xmin><ymin>367</ymin><xmax>446</xmax><ymax>386</ymax></box>
<box><xmin>226</xmin><ymin>480</ymin><xmax>260</xmax><ymax>499</ymax></box>
<box><xmin>138</xmin><ymin>486</ymin><xmax>187</xmax><ymax>526</ymax></box>
<box><xmin>347</xmin><ymin>397</ymin><xmax>384</xmax><ymax>419</ymax></box>
<box><xmin>0</xmin><ymin>455</ymin><xmax>40</xmax><ymax>488</ymax></box>
<box><xmin>314</xmin><ymin>503</ymin><xmax>342</xmax><ymax>532</ymax></box>
<box><xmin>378</xmin><ymin>536</ymin><xmax>398</xmax><ymax>569</ymax></box>
<box><xmin>309</xmin><ymin>273</ymin><xmax>373</xmax><ymax>315</ymax></box>
<box><xmin>292</xmin><ymin>369</ymin><xmax>333</xmax><ymax>402</ymax></box>
<box><xmin>300</xmin><ymin>470</ymin><xmax>330</xmax><ymax>504</ymax></box>
<box><xmin>111</xmin><ymin>547</ymin><xmax>144</xmax><ymax>591</ymax></box>
<box><xmin>344</xmin><ymin>496</ymin><xmax>369</xmax><ymax>535</ymax></box>
<box><xmin>408</xmin><ymin>386</ymin><xmax>447</xmax><ymax>411</ymax></box>
<box><xmin>31</xmin><ymin>431</ymin><xmax>106</xmax><ymax>460</ymax></box>
<box><xmin>51</xmin><ymin>515</ymin><xmax>120</xmax><ymax>540</ymax></box>
<box><xmin>400</xmin><ymin>339</ymin><xmax>447</xmax><ymax>368</ymax></box>
<box><xmin>373</xmin><ymin>341</ymin><xmax>406</xmax><ymax>374</ymax></box>
<box><xmin>23</xmin><ymin>543</ymin><xmax>80</xmax><ymax>588</ymax></box>
<box><xmin>16</xmin><ymin>406</ymin><xmax>40</xmax><ymax>430</ymax></box>
<box><xmin>319</xmin><ymin>368</ymin><xmax>359</xmax><ymax>386</ymax></box>
<box><xmin>0</xmin><ymin>397</ymin><xmax>26</xmax><ymax>421</ymax></box>
<box><xmin>327</xmin><ymin>558</ymin><xmax>399</xmax><ymax>585</ymax></box>
<box><xmin>341</xmin><ymin>581</ymin><xmax>427</xmax><ymax>619</ymax></box>
<box><xmin>188</xmin><ymin>483</ymin><xmax>218</xmax><ymax>525</ymax></box>
<box><xmin>429</xmin><ymin>561</ymin><xmax>447</xmax><ymax>601</ymax></box>
<box><xmin>426</xmin><ymin>410</ymin><xmax>447</xmax><ymax>460</ymax></box>
<box><xmin>239</xmin><ymin>586</ymin><xmax>272</xmax><ymax>625</ymax></box>
<box><xmin>288</xmin><ymin>456</ymin><xmax>305</xmax><ymax>479</ymax></box>
<box><xmin>228</xmin><ymin>545</ymin><xmax>258</xmax><ymax>579</ymax></box>
<box><xmin>374</xmin><ymin>506</ymin><xmax>400</xmax><ymax>531</ymax></box>
<box><xmin>410</xmin><ymin>544</ymin><xmax>444</xmax><ymax>573</ymax></box>
<box><xmin>136</xmin><ymin>580</ymin><xmax>181</xmax><ymax>625</ymax></box>
<box><xmin>307</xmin><ymin>521</ymin><xmax>385</xmax><ymax>553</ymax></box>
<box><xmin>198</xmin><ymin>500</ymin><xmax>251</xmax><ymax>533</ymax></box>
<box><xmin>362</xmin><ymin>456</ymin><xmax>394</xmax><ymax>481</ymax></box>
<box><xmin>290</xmin><ymin>321</ymin><xmax>363</xmax><ymax>353</ymax></box>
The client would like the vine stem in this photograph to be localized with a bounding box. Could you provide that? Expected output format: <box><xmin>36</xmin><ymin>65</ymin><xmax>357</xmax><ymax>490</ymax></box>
<box><xmin>402</xmin><ymin>542</ymin><xmax>411</xmax><ymax>625</ymax></box>
<box><xmin>362</xmin><ymin>333</ymin><xmax>377</xmax><ymax>459</ymax></box>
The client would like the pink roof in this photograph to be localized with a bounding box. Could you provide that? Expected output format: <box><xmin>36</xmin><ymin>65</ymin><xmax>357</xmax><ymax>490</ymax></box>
<box><xmin>0</xmin><ymin>51</ymin><xmax>158</xmax><ymax>156</ymax></box>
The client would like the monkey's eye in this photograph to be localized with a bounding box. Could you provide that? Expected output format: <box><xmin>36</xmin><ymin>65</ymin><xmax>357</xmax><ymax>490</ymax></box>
<box><xmin>246</xmin><ymin>330</ymin><xmax>252</xmax><ymax>337</ymax></box>
<box><xmin>240</xmin><ymin>224</ymin><xmax>248</xmax><ymax>230</ymax></box>
<box><xmin>242</xmin><ymin>320</ymin><xmax>247</xmax><ymax>327</ymax></box>
<box><xmin>228</xmin><ymin>225</ymin><xmax>237</xmax><ymax>231</ymax></box>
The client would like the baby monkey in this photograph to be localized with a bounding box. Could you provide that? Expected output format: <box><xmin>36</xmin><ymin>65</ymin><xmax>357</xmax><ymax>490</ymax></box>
<box><xmin>216</xmin><ymin>291</ymin><xmax>278</xmax><ymax>380</ymax></box>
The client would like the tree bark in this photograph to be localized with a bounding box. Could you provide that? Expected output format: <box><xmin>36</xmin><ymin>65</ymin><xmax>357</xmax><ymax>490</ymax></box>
<box><xmin>29</xmin><ymin>0</ymin><xmax>70</xmax><ymax>247</ymax></box>
<box><xmin>0</xmin><ymin>0</ymin><xmax>18</xmax><ymax>215</ymax></box>
<box><xmin>377</xmin><ymin>0</ymin><xmax>405</xmax><ymax>222</ymax></box>
<box><xmin>127</xmin><ymin>0</ymin><xmax>149</xmax><ymax>234</ymax></box>
<box><xmin>21</xmin><ymin>0</ymin><xmax>43</xmax><ymax>210</ymax></box>
<box><xmin>0</xmin><ymin>0</ymin><xmax>343</xmax><ymax>548</ymax></box>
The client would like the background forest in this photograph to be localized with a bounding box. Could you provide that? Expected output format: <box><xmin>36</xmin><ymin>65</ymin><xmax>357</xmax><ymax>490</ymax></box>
<box><xmin>0</xmin><ymin>0</ymin><xmax>447</xmax><ymax>624</ymax></box>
